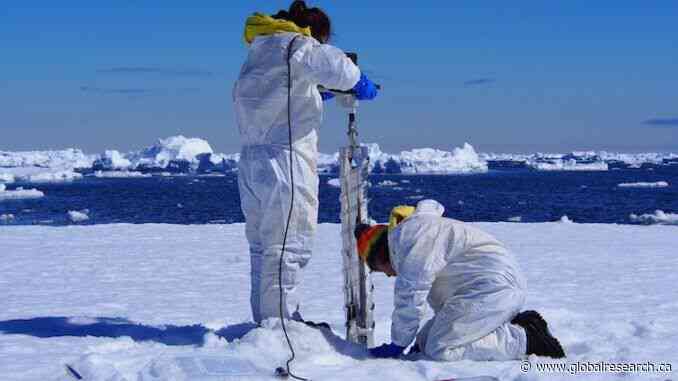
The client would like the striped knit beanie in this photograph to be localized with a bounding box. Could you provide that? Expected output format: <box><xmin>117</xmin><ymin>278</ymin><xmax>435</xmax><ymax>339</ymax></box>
<box><xmin>355</xmin><ymin>224</ymin><xmax>388</xmax><ymax>268</ymax></box>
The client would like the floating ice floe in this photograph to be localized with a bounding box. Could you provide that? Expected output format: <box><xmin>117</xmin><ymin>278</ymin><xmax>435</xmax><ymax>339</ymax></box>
<box><xmin>327</xmin><ymin>178</ymin><xmax>341</xmax><ymax>188</ymax></box>
<box><xmin>25</xmin><ymin>170</ymin><xmax>83</xmax><ymax>183</ymax></box>
<box><xmin>617</xmin><ymin>181</ymin><xmax>669</xmax><ymax>188</ymax></box>
<box><xmin>0</xmin><ymin>185</ymin><xmax>45</xmax><ymax>200</ymax></box>
<box><xmin>68</xmin><ymin>210</ymin><xmax>90</xmax><ymax>223</ymax></box>
<box><xmin>93</xmin><ymin>171</ymin><xmax>151</xmax><ymax>178</ymax></box>
<box><xmin>377</xmin><ymin>180</ymin><xmax>398</xmax><ymax>187</ymax></box>
<box><xmin>630</xmin><ymin>210</ymin><xmax>678</xmax><ymax>225</ymax></box>
<box><xmin>507</xmin><ymin>216</ymin><xmax>522</xmax><ymax>222</ymax></box>
<box><xmin>0</xmin><ymin>213</ymin><xmax>15</xmax><ymax>222</ymax></box>
<box><xmin>530</xmin><ymin>159</ymin><xmax>608</xmax><ymax>171</ymax></box>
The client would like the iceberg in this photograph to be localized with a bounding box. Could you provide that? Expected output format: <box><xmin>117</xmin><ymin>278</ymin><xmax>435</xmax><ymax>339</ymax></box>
<box><xmin>630</xmin><ymin>210</ymin><xmax>678</xmax><ymax>225</ymax></box>
<box><xmin>68</xmin><ymin>210</ymin><xmax>90</xmax><ymax>223</ymax></box>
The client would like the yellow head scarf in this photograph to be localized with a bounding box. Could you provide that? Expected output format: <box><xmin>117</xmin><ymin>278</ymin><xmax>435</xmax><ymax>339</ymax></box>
<box><xmin>388</xmin><ymin>205</ymin><xmax>416</xmax><ymax>231</ymax></box>
<box><xmin>243</xmin><ymin>13</ymin><xmax>312</xmax><ymax>44</ymax></box>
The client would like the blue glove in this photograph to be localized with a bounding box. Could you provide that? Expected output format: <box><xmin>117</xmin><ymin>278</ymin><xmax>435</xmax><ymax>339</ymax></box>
<box><xmin>352</xmin><ymin>73</ymin><xmax>378</xmax><ymax>100</ymax></box>
<box><xmin>369</xmin><ymin>343</ymin><xmax>405</xmax><ymax>358</ymax></box>
<box><xmin>320</xmin><ymin>91</ymin><xmax>335</xmax><ymax>101</ymax></box>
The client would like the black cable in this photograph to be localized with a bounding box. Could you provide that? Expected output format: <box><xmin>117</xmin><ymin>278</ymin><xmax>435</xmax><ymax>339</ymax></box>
<box><xmin>277</xmin><ymin>34</ymin><xmax>309</xmax><ymax>381</ymax></box>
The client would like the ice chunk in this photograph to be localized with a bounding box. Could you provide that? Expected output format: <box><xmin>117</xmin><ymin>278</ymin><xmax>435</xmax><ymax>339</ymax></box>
<box><xmin>617</xmin><ymin>181</ymin><xmax>669</xmax><ymax>188</ymax></box>
<box><xmin>68</xmin><ymin>210</ymin><xmax>90</xmax><ymax>223</ymax></box>
<box><xmin>327</xmin><ymin>178</ymin><xmax>341</xmax><ymax>187</ymax></box>
<box><xmin>630</xmin><ymin>210</ymin><xmax>678</xmax><ymax>225</ymax></box>
<box><xmin>0</xmin><ymin>186</ymin><xmax>45</xmax><ymax>200</ymax></box>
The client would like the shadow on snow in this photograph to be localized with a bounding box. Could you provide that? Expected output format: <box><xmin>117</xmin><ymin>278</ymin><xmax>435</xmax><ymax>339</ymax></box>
<box><xmin>0</xmin><ymin>317</ymin><xmax>257</xmax><ymax>346</ymax></box>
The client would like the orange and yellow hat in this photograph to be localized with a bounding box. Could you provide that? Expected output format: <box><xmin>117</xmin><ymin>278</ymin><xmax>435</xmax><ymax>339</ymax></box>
<box><xmin>356</xmin><ymin>224</ymin><xmax>388</xmax><ymax>264</ymax></box>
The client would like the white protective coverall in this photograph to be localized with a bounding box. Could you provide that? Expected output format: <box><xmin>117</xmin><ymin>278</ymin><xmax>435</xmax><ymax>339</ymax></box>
<box><xmin>388</xmin><ymin>200</ymin><xmax>528</xmax><ymax>361</ymax></box>
<box><xmin>234</xmin><ymin>32</ymin><xmax>360</xmax><ymax>323</ymax></box>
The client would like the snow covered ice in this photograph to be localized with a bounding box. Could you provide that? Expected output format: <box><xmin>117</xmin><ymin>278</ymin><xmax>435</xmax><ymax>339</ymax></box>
<box><xmin>0</xmin><ymin>222</ymin><xmax>676</xmax><ymax>380</ymax></box>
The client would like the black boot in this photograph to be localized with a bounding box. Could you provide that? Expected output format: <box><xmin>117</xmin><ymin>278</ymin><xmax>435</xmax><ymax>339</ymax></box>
<box><xmin>511</xmin><ymin>310</ymin><xmax>566</xmax><ymax>358</ymax></box>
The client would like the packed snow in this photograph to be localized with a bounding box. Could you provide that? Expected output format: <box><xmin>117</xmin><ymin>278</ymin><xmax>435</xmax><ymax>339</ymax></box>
<box><xmin>0</xmin><ymin>185</ymin><xmax>45</xmax><ymax>201</ymax></box>
<box><xmin>629</xmin><ymin>210</ymin><xmax>678</xmax><ymax>225</ymax></box>
<box><xmin>67</xmin><ymin>210</ymin><xmax>90</xmax><ymax>223</ymax></box>
<box><xmin>617</xmin><ymin>181</ymin><xmax>669</xmax><ymax>188</ymax></box>
<box><xmin>0</xmin><ymin>223</ymin><xmax>676</xmax><ymax>380</ymax></box>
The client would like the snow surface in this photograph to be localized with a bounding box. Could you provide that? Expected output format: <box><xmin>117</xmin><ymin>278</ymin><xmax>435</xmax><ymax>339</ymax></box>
<box><xmin>617</xmin><ymin>181</ymin><xmax>669</xmax><ymax>188</ymax></box>
<box><xmin>629</xmin><ymin>210</ymin><xmax>678</xmax><ymax>225</ymax></box>
<box><xmin>0</xmin><ymin>186</ymin><xmax>45</xmax><ymax>201</ymax></box>
<box><xmin>0</xmin><ymin>223</ymin><xmax>676</xmax><ymax>380</ymax></box>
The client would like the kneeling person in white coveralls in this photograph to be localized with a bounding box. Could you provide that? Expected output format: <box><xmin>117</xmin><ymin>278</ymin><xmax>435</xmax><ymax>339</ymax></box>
<box><xmin>356</xmin><ymin>199</ymin><xmax>565</xmax><ymax>361</ymax></box>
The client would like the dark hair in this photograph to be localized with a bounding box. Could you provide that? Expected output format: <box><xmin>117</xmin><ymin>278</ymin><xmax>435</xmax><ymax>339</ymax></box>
<box><xmin>272</xmin><ymin>0</ymin><xmax>331</xmax><ymax>43</ymax></box>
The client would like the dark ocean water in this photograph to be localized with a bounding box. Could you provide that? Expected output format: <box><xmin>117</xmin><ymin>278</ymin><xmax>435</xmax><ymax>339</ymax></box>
<box><xmin>1</xmin><ymin>167</ymin><xmax>677</xmax><ymax>226</ymax></box>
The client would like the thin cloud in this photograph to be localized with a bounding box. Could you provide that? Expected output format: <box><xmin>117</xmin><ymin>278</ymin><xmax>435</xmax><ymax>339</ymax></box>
<box><xmin>464</xmin><ymin>78</ymin><xmax>496</xmax><ymax>87</ymax></box>
<box><xmin>97</xmin><ymin>67</ymin><xmax>215</xmax><ymax>78</ymax></box>
<box><xmin>643</xmin><ymin>117</ymin><xmax>678</xmax><ymax>127</ymax></box>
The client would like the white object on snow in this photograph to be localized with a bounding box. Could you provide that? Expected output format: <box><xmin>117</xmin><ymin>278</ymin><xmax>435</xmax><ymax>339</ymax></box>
<box><xmin>630</xmin><ymin>210</ymin><xmax>678</xmax><ymax>225</ymax></box>
<box><xmin>617</xmin><ymin>181</ymin><xmax>669</xmax><ymax>188</ymax></box>
<box><xmin>68</xmin><ymin>210</ymin><xmax>90</xmax><ymax>223</ymax></box>
<box><xmin>0</xmin><ymin>186</ymin><xmax>45</xmax><ymax>200</ymax></box>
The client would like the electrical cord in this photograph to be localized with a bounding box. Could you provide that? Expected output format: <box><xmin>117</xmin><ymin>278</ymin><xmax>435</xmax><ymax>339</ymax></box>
<box><xmin>276</xmin><ymin>34</ymin><xmax>309</xmax><ymax>381</ymax></box>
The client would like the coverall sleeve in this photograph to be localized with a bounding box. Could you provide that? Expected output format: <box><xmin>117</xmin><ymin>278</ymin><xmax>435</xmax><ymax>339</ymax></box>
<box><xmin>295</xmin><ymin>43</ymin><xmax>361</xmax><ymax>91</ymax></box>
<box><xmin>390</xmin><ymin>242</ymin><xmax>440</xmax><ymax>347</ymax></box>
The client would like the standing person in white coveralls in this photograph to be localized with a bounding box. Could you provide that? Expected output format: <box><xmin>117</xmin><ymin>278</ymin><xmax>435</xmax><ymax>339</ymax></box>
<box><xmin>234</xmin><ymin>1</ymin><xmax>379</xmax><ymax>324</ymax></box>
<box><xmin>356</xmin><ymin>199</ymin><xmax>566</xmax><ymax>360</ymax></box>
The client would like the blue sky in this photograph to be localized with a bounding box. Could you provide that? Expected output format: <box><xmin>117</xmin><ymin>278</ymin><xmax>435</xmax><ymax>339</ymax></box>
<box><xmin>1</xmin><ymin>1</ymin><xmax>677</xmax><ymax>153</ymax></box>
